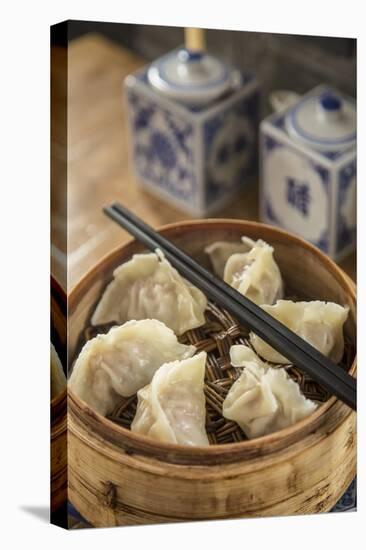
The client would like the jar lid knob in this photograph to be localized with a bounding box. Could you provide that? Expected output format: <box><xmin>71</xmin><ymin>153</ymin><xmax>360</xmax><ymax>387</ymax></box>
<box><xmin>177</xmin><ymin>49</ymin><xmax>204</xmax><ymax>63</ymax></box>
<box><xmin>285</xmin><ymin>87</ymin><xmax>356</xmax><ymax>151</ymax></box>
<box><xmin>320</xmin><ymin>92</ymin><xmax>343</xmax><ymax>112</ymax></box>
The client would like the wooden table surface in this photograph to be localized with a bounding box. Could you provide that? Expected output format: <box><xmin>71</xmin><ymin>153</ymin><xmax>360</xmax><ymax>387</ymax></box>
<box><xmin>51</xmin><ymin>33</ymin><xmax>356</xmax><ymax>290</ymax></box>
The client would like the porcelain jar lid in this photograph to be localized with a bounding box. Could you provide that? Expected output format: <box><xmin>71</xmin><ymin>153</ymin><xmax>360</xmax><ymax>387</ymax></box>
<box><xmin>285</xmin><ymin>89</ymin><xmax>356</xmax><ymax>152</ymax></box>
<box><xmin>147</xmin><ymin>48</ymin><xmax>240</xmax><ymax>107</ymax></box>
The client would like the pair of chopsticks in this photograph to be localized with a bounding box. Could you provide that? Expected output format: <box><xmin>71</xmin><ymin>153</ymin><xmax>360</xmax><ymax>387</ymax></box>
<box><xmin>104</xmin><ymin>202</ymin><xmax>357</xmax><ymax>411</ymax></box>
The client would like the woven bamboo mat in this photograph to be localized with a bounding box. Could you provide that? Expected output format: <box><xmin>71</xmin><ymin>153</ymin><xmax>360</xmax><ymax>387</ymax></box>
<box><xmin>83</xmin><ymin>301</ymin><xmax>354</xmax><ymax>445</ymax></box>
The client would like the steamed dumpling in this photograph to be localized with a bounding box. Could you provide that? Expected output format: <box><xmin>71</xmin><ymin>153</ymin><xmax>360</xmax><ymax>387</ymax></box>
<box><xmin>250</xmin><ymin>300</ymin><xmax>349</xmax><ymax>364</ymax></box>
<box><xmin>206</xmin><ymin>237</ymin><xmax>283</xmax><ymax>306</ymax></box>
<box><xmin>222</xmin><ymin>345</ymin><xmax>317</xmax><ymax>438</ymax></box>
<box><xmin>131</xmin><ymin>352</ymin><xmax>209</xmax><ymax>446</ymax></box>
<box><xmin>223</xmin><ymin>238</ymin><xmax>283</xmax><ymax>305</ymax></box>
<box><xmin>68</xmin><ymin>319</ymin><xmax>196</xmax><ymax>416</ymax></box>
<box><xmin>91</xmin><ymin>249</ymin><xmax>207</xmax><ymax>335</ymax></box>
<box><xmin>51</xmin><ymin>343</ymin><xmax>66</xmax><ymax>399</ymax></box>
<box><xmin>204</xmin><ymin>239</ymin><xmax>250</xmax><ymax>278</ymax></box>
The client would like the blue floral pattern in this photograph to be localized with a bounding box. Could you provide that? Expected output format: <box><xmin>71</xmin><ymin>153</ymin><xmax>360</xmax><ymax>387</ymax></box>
<box><xmin>263</xmin><ymin>133</ymin><xmax>283</xmax><ymax>155</ymax></box>
<box><xmin>262</xmin><ymin>137</ymin><xmax>331</xmax><ymax>254</ymax></box>
<box><xmin>127</xmin><ymin>91</ymin><xmax>196</xmax><ymax>204</ymax></box>
<box><xmin>204</xmin><ymin>91</ymin><xmax>259</xmax><ymax>204</ymax></box>
<box><xmin>331</xmin><ymin>478</ymin><xmax>357</xmax><ymax>513</ymax></box>
<box><xmin>337</xmin><ymin>160</ymin><xmax>357</xmax><ymax>253</ymax></box>
<box><xmin>127</xmin><ymin>72</ymin><xmax>259</xmax><ymax>213</ymax></box>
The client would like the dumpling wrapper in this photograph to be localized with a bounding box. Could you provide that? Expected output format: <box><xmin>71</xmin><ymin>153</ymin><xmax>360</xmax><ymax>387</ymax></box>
<box><xmin>91</xmin><ymin>249</ymin><xmax>207</xmax><ymax>335</ymax></box>
<box><xmin>68</xmin><ymin>319</ymin><xmax>196</xmax><ymax>416</ymax></box>
<box><xmin>206</xmin><ymin>237</ymin><xmax>283</xmax><ymax>306</ymax></box>
<box><xmin>51</xmin><ymin>343</ymin><xmax>66</xmax><ymax>399</ymax></box>
<box><xmin>223</xmin><ymin>345</ymin><xmax>317</xmax><ymax>439</ymax></box>
<box><xmin>131</xmin><ymin>351</ymin><xmax>209</xmax><ymax>446</ymax></box>
<box><xmin>250</xmin><ymin>300</ymin><xmax>349</xmax><ymax>364</ymax></box>
<box><xmin>204</xmin><ymin>239</ymin><xmax>250</xmax><ymax>278</ymax></box>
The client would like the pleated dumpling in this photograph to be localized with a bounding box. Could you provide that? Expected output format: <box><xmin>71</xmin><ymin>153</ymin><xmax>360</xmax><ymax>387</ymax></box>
<box><xmin>68</xmin><ymin>319</ymin><xmax>196</xmax><ymax>416</ymax></box>
<box><xmin>51</xmin><ymin>343</ymin><xmax>66</xmax><ymax>399</ymax></box>
<box><xmin>91</xmin><ymin>249</ymin><xmax>207</xmax><ymax>335</ymax></box>
<box><xmin>131</xmin><ymin>351</ymin><xmax>209</xmax><ymax>446</ymax></box>
<box><xmin>250</xmin><ymin>300</ymin><xmax>349</xmax><ymax>364</ymax></box>
<box><xmin>206</xmin><ymin>237</ymin><xmax>283</xmax><ymax>306</ymax></box>
<box><xmin>222</xmin><ymin>345</ymin><xmax>317</xmax><ymax>439</ymax></box>
<box><xmin>204</xmin><ymin>239</ymin><xmax>250</xmax><ymax>278</ymax></box>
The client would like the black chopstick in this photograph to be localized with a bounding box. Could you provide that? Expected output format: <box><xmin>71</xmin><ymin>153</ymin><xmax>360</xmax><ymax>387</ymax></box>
<box><xmin>104</xmin><ymin>202</ymin><xmax>356</xmax><ymax>411</ymax></box>
<box><xmin>110</xmin><ymin>201</ymin><xmax>355</xmax><ymax>391</ymax></box>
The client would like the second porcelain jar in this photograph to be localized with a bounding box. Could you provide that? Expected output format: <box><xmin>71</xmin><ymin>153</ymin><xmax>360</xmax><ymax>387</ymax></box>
<box><xmin>260</xmin><ymin>85</ymin><xmax>356</xmax><ymax>261</ymax></box>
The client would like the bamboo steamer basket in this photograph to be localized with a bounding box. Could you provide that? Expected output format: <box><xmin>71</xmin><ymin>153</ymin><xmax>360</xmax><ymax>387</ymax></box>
<box><xmin>51</xmin><ymin>276</ymin><xmax>67</xmax><ymax>516</ymax></box>
<box><xmin>68</xmin><ymin>220</ymin><xmax>356</xmax><ymax>527</ymax></box>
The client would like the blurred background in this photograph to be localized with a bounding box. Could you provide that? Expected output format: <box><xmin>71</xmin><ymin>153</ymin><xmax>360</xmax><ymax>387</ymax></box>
<box><xmin>50</xmin><ymin>21</ymin><xmax>356</xmax><ymax>293</ymax></box>
<box><xmin>52</xmin><ymin>22</ymin><xmax>356</xmax><ymax>100</ymax></box>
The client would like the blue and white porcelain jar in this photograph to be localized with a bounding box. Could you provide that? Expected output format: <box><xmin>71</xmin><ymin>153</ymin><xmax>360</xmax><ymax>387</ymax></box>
<box><xmin>124</xmin><ymin>48</ymin><xmax>259</xmax><ymax>216</ymax></box>
<box><xmin>260</xmin><ymin>86</ymin><xmax>356</xmax><ymax>261</ymax></box>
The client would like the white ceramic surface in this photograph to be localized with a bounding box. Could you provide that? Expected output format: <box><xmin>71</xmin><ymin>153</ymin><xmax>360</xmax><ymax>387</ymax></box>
<box><xmin>147</xmin><ymin>48</ymin><xmax>242</xmax><ymax>106</ymax></box>
<box><xmin>286</xmin><ymin>91</ymin><xmax>356</xmax><ymax>152</ymax></box>
<box><xmin>260</xmin><ymin>85</ymin><xmax>356</xmax><ymax>261</ymax></box>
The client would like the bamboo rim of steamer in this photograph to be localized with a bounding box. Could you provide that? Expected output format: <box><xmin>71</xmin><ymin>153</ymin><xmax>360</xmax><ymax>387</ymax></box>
<box><xmin>51</xmin><ymin>275</ymin><xmax>67</xmax><ymax>409</ymax></box>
